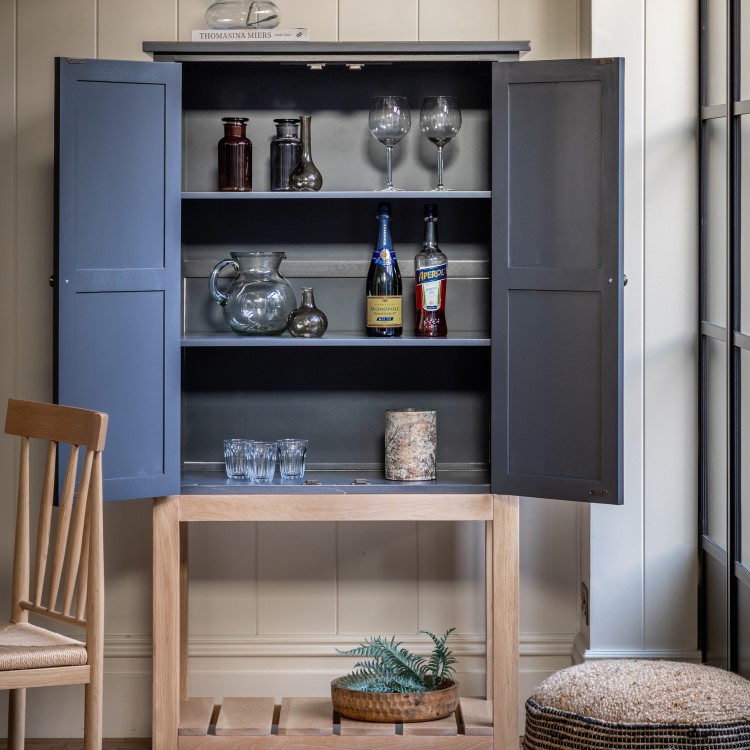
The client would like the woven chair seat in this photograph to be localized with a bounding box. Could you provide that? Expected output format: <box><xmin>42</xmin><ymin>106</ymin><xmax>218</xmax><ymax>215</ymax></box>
<box><xmin>0</xmin><ymin>620</ymin><xmax>87</xmax><ymax>671</ymax></box>
<box><xmin>524</xmin><ymin>660</ymin><xmax>750</xmax><ymax>749</ymax></box>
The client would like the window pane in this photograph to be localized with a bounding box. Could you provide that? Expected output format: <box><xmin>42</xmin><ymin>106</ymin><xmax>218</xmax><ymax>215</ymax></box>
<box><xmin>741</xmin><ymin>351</ymin><xmax>750</xmax><ymax>564</ymax></box>
<box><xmin>706</xmin><ymin>0</ymin><xmax>727</xmax><ymax>106</ymax></box>
<box><xmin>706</xmin><ymin>118</ymin><xmax>727</xmax><ymax>326</ymax></box>
<box><xmin>704</xmin><ymin>551</ymin><xmax>728</xmax><ymax>668</ymax></box>
<box><xmin>707</xmin><ymin>336</ymin><xmax>727</xmax><ymax>547</ymax></box>
<box><xmin>741</xmin><ymin>118</ymin><xmax>750</xmax><ymax>332</ymax></box>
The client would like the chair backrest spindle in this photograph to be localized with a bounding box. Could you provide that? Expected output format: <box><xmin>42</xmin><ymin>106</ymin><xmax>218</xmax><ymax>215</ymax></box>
<box><xmin>33</xmin><ymin>440</ymin><xmax>57</xmax><ymax>606</ymax></box>
<box><xmin>11</xmin><ymin>436</ymin><xmax>30</xmax><ymax>623</ymax></box>
<box><xmin>46</xmin><ymin>443</ymin><xmax>79</xmax><ymax>612</ymax></box>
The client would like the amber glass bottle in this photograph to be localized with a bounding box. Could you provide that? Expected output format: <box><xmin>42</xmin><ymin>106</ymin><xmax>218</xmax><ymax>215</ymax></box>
<box><xmin>218</xmin><ymin>117</ymin><xmax>252</xmax><ymax>191</ymax></box>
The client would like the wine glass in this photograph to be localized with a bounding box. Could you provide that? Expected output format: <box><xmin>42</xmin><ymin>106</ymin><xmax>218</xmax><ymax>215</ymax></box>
<box><xmin>420</xmin><ymin>96</ymin><xmax>462</xmax><ymax>191</ymax></box>
<box><xmin>368</xmin><ymin>96</ymin><xmax>411</xmax><ymax>191</ymax></box>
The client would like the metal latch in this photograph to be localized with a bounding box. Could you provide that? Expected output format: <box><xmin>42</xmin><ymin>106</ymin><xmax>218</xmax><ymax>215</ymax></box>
<box><xmin>351</xmin><ymin>479</ymin><xmax>370</xmax><ymax>486</ymax></box>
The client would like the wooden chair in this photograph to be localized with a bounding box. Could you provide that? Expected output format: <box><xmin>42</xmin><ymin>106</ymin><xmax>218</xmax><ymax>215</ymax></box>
<box><xmin>1</xmin><ymin>399</ymin><xmax>108</xmax><ymax>750</ymax></box>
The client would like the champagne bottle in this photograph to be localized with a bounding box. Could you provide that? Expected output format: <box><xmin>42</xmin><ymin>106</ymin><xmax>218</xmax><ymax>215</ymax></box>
<box><xmin>414</xmin><ymin>204</ymin><xmax>448</xmax><ymax>336</ymax></box>
<box><xmin>366</xmin><ymin>202</ymin><xmax>402</xmax><ymax>337</ymax></box>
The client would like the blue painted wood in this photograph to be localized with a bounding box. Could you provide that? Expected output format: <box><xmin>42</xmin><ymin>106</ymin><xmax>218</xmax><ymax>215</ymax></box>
<box><xmin>490</xmin><ymin>58</ymin><xmax>624</xmax><ymax>504</ymax></box>
<box><xmin>55</xmin><ymin>58</ymin><xmax>182</xmax><ymax>501</ymax></box>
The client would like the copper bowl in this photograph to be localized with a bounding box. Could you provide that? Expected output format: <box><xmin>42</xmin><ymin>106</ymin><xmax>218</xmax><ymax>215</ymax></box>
<box><xmin>331</xmin><ymin>678</ymin><xmax>459</xmax><ymax>723</ymax></box>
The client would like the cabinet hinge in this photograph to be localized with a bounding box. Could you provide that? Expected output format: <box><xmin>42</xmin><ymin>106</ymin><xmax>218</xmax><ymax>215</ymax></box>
<box><xmin>302</xmin><ymin>479</ymin><xmax>321</xmax><ymax>486</ymax></box>
<box><xmin>67</xmin><ymin>58</ymin><xmax>86</xmax><ymax>64</ymax></box>
<box><xmin>307</xmin><ymin>63</ymin><xmax>326</xmax><ymax>71</ymax></box>
<box><xmin>351</xmin><ymin>478</ymin><xmax>370</xmax><ymax>486</ymax></box>
<box><xmin>346</xmin><ymin>64</ymin><xmax>364</xmax><ymax>71</ymax></box>
<box><xmin>589</xmin><ymin>488</ymin><xmax>608</xmax><ymax>497</ymax></box>
<box><xmin>595</xmin><ymin>58</ymin><xmax>615</xmax><ymax>65</ymax></box>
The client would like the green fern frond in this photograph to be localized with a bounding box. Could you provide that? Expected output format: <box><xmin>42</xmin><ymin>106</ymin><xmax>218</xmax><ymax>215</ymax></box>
<box><xmin>422</xmin><ymin>628</ymin><xmax>457</xmax><ymax>687</ymax></box>
<box><xmin>335</xmin><ymin>628</ymin><xmax>456</xmax><ymax>694</ymax></box>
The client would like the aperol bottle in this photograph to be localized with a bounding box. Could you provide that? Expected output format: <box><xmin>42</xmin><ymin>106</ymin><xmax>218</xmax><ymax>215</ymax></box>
<box><xmin>414</xmin><ymin>204</ymin><xmax>447</xmax><ymax>336</ymax></box>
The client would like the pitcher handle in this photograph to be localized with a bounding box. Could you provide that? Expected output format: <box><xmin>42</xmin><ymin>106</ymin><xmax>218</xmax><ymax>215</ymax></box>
<box><xmin>209</xmin><ymin>259</ymin><xmax>239</xmax><ymax>306</ymax></box>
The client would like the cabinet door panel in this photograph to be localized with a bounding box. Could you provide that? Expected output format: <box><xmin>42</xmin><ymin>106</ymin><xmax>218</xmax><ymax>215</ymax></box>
<box><xmin>491</xmin><ymin>58</ymin><xmax>624</xmax><ymax>504</ymax></box>
<box><xmin>55</xmin><ymin>58</ymin><xmax>181</xmax><ymax>501</ymax></box>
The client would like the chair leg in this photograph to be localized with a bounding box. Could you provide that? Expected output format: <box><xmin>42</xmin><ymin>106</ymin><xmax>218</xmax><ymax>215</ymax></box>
<box><xmin>8</xmin><ymin>688</ymin><xmax>26</xmax><ymax>750</ymax></box>
<box><xmin>83</xmin><ymin>675</ymin><xmax>103</xmax><ymax>750</ymax></box>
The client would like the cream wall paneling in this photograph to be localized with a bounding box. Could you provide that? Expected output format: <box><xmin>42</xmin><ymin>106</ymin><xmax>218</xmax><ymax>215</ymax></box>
<box><xmin>0</xmin><ymin>0</ymin><xmax>625</xmax><ymax>737</ymax></box>
<box><xmin>643</xmin><ymin>0</ymin><xmax>698</xmax><ymax>652</ymax></box>
<box><xmin>0</xmin><ymin>0</ymin><xmax>17</xmax><ymax>619</ymax></box>
<box><xmin>16</xmin><ymin>0</ymin><xmax>94</xmax><ymax>404</ymax></box>
<box><xmin>586</xmin><ymin>0</ymin><xmax>646</xmax><ymax>654</ymax></box>
<box><xmin>257</xmin><ymin>523</ymin><xmax>338</xmax><ymax>634</ymax></box>
<box><xmin>275</xmin><ymin>0</ymin><xmax>338</xmax><ymax>42</ymax></box>
<box><xmin>337</xmin><ymin>522</ymin><xmax>419</xmax><ymax>635</ymax></box>
<box><xmin>338</xmin><ymin>0</ymin><xmax>418</xmax><ymax>41</ymax></box>
<box><xmin>99</xmin><ymin>0</ymin><xmax>177</xmax><ymax>60</ymax></box>
<box><xmin>419</xmin><ymin>0</ymin><xmax>499</xmax><ymax>41</ymax></box>
<box><xmin>189</xmin><ymin>522</ymin><xmax>258</xmax><ymax>637</ymax></box>
<box><xmin>498</xmin><ymin>0</ymin><xmax>580</xmax><ymax>59</ymax></box>
<box><xmin>583</xmin><ymin>0</ymin><xmax>699</xmax><ymax>658</ymax></box>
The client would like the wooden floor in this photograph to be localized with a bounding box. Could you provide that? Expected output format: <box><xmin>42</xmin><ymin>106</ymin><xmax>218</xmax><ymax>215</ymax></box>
<box><xmin>0</xmin><ymin>742</ymin><xmax>151</xmax><ymax>750</ymax></box>
<box><xmin>0</xmin><ymin>743</ymin><xmax>524</xmax><ymax>750</ymax></box>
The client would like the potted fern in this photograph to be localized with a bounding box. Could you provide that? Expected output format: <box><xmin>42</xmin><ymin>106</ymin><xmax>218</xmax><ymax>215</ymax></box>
<box><xmin>331</xmin><ymin>628</ymin><xmax>458</xmax><ymax>723</ymax></box>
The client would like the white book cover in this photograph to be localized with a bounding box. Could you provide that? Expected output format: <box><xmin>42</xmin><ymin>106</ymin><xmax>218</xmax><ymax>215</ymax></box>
<box><xmin>191</xmin><ymin>28</ymin><xmax>309</xmax><ymax>42</ymax></box>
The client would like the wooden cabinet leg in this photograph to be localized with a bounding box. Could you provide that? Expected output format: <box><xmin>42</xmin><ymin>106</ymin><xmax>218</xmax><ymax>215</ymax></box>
<box><xmin>492</xmin><ymin>495</ymin><xmax>519</xmax><ymax>750</ymax></box>
<box><xmin>180</xmin><ymin>520</ymin><xmax>189</xmax><ymax>702</ymax></box>
<box><xmin>485</xmin><ymin>520</ymin><xmax>494</xmax><ymax>702</ymax></box>
<box><xmin>153</xmin><ymin>496</ymin><xmax>181</xmax><ymax>750</ymax></box>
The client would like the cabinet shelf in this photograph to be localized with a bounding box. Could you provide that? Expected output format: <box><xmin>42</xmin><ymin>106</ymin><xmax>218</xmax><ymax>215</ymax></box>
<box><xmin>181</xmin><ymin>191</ymin><xmax>491</xmax><ymax>200</ymax></box>
<box><xmin>181</xmin><ymin>332</ymin><xmax>491</xmax><ymax>347</ymax></box>
<box><xmin>181</xmin><ymin>469</ymin><xmax>490</xmax><ymax>498</ymax></box>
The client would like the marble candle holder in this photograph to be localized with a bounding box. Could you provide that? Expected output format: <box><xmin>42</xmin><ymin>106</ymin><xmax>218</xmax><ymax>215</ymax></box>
<box><xmin>384</xmin><ymin>408</ymin><xmax>437</xmax><ymax>481</ymax></box>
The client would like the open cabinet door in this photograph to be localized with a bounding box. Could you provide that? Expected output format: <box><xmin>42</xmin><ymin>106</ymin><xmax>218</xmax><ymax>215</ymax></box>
<box><xmin>490</xmin><ymin>58</ymin><xmax>624</xmax><ymax>504</ymax></box>
<box><xmin>55</xmin><ymin>58</ymin><xmax>181</xmax><ymax>501</ymax></box>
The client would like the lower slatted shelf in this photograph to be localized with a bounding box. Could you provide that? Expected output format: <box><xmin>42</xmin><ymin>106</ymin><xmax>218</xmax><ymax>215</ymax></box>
<box><xmin>179</xmin><ymin>696</ymin><xmax>494</xmax><ymax>748</ymax></box>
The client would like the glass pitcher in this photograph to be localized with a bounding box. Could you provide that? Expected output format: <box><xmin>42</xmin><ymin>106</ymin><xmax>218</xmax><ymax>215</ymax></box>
<box><xmin>209</xmin><ymin>251</ymin><xmax>297</xmax><ymax>335</ymax></box>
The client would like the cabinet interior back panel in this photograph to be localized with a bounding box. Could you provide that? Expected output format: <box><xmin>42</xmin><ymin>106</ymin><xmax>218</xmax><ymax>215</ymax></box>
<box><xmin>181</xmin><ymin>63</ymin><xmax>491</xmax><ymax>193</ymax></box>
<box><xmin>181</xmin><ymin>347</ymin><xmax>490</xmax><ymax>469</ymax></box>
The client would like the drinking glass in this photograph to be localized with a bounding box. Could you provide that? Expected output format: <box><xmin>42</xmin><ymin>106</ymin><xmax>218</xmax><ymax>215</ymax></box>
<box><xmin>277</xmin><ymin>438</ymin><xmax>308</xmax><ymax>479</ymax></box>
<box><xmin>369</xmin><ymin>96</ymin><xmax>411</xmax><ymax>191</ymax></box>
<box><xmin>249</xmin><ymin>441</ymin><xmax>277</xmax><ymax>481</ymax></box>
<box><xmin>420</xmin><ymin>96</ymin><xmax>462</xmax><ymax>191</ymax></box>
<box><xmin>223</xmin><ymin>439</ymin><xmax>252</xmax><ymax>479</ymax></box>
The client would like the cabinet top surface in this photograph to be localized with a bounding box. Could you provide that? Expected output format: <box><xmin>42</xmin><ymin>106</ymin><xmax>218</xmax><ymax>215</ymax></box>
<box><xmin>143</xmin><ymin>40</ymin><xmax>530</xmax><ymax>60</ymax></box>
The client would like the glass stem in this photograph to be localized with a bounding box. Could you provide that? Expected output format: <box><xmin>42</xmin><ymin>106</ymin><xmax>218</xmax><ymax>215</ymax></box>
<box><xmin>386</xmin><ymin>145</ymin><xmax>394</xmax><ymax>190</ymax></box>
<box><xmin>436</xmin><ymin>145</ymin><xmax>445</xmax><ymax>191</ymax></box>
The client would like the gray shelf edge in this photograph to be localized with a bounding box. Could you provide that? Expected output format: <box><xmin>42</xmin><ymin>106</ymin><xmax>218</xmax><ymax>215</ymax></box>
<box><xmin>144</xmin><ymin>40</ymin><xmax>531</xmax><ymax>57</ymax></box>
<box><xmin>181</xmin><ymin>333</ymin><xmax>491</xmax><ymax>347</ymax></box>
<box><xmin>180</xmin><ymin>470</ymin><xmax>491</xmax><ymax>495</ymax></box>
<box><xmin>181</xmin><ymin>191</ymin><xmax>491</xmax><ymax>200</ymax></box>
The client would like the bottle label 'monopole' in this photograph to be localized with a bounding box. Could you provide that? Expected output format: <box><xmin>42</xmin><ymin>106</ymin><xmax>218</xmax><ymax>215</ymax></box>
<box><xmin>367</xmin><ymin>296</ymin><xmax>403</xmax><ymax>327</ymax></box>
<box><xmin>416</xmin><ymin>263</ymin><xmax>447</xmax><ymax>312</ymax></box>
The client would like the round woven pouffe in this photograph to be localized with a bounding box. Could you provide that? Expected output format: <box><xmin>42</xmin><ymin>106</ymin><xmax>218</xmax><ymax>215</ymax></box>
<box><xmin>523</xmin><ymin>660</ymin><xmax>750</xmax><ymax>749</ymax></box>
